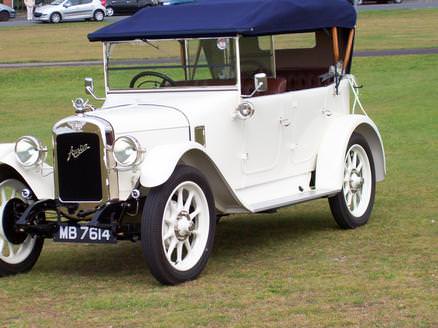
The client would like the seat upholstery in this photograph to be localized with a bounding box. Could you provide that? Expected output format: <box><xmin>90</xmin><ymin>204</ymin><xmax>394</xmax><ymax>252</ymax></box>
<box><xmin>277</xmin><ymin>68</ymin><xmax>329</xmax><ymax>91</ymax></box>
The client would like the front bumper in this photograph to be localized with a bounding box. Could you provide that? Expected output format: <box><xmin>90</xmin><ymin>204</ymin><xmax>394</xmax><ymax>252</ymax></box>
<box><xmin>33</xmin><ymin>12</ymin><xmax>50</xmax><ymax>21</ymax></box>
<box><xmin>9</xmin><ymin>11</ymin><xmax>16</xmax><ymax>18</ymax></box>
<box><xmin>15</xmin><ymin>198</ymin><xmax>141</xmax><ymax>241</ymax></box>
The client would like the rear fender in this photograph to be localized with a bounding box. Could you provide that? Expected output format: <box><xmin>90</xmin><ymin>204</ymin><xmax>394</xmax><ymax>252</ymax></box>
<box><xmin>0</xmin><ymin>143</ymin><xmax>54</xmax><ymax>199</ymax></box>
<box><xmin>316</xmin><ymin>115</ymin><xmax>386</xmax><ymax>191</ymax></box>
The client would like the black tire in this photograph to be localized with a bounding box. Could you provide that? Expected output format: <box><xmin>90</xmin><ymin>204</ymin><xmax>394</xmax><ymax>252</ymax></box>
<box><xmin>93</xmin><ymin>9</ymin><xmax>105</xmax><ymax>21</ymax></box>
<box><xmin>141</xmin><ymin>165</ymin><xmax>216</xmax><ymax>285</ymax></box>
<box><xmin>0</xmin><ymin>11</ymin><xmax>9</xmax><ymax>21</ymax></box>
<box><xmin>106</xmin><ymin>6</ymin><xmax>114</xmax><ymax>16</ymax></box>
<box><xmin>0</xmin><ymin>170</ymin><xmax>44</xmax><ymax>277</ymax></box>
<box><xmin>328</xmin><ymin>133</ymin><xmax>376</xmax><ymax>229</ymax></box>
<box><xmin>50</xmin><ymin>12</ymin><xmax>61</xmax><ymax>23</ymax></box>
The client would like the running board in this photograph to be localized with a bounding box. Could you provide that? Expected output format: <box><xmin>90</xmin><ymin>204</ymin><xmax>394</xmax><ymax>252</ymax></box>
<box><xmin>248</xmin><ymin>189</ymin><xmax>338</xmax><ymax>213</ymax></box>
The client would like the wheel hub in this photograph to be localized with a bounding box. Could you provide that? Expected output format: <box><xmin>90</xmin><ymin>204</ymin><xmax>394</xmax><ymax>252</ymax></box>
<box><xmin>174</xmin><ymin>210</ymin><xmax>194</xmax><ymax>241</ymax></box>
<box><xmin>349</xmin><ymin>170</ymin><xmax>364</xmax><ymax>192</ymax></box>
<box><xmin>2</xmin><ymin>198</ymin><xmax>28</xmax><ymax>245</ymax></box>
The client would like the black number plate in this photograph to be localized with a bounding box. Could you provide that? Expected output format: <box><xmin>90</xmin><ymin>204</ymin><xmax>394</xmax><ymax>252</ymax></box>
<box><xmin>54</xmin><ymin>224</ymin><xmax>117</xmax><ymax>244</ymax></box>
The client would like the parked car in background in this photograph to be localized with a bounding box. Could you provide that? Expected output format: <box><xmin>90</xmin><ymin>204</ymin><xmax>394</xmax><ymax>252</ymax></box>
<box><xmin>33</xmin><ymin>0</ymin><xmax>106</xmax><ymax>23</ymax></box>
<box><xmin>0</xmin><ymin>3</ymin><xmax>16</xmax><ymax>21</ymax></box>
<box><xmin>105</xmin><ymin>0</ymin><xmax>158</xmax><ymax>16</ymax></box>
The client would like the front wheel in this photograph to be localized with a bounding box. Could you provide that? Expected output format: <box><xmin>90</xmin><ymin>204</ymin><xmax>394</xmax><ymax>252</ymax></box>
<box><xmin>0</xmin><ymin>176</ymin><xmax>44</xmax><ymax>276</ymax></box>
<box><xmin>141</xmin><ymin>165</ymin><xmax>216</xmax><ymax>285</ymax></box>
<box><xmin>50</xmin><ymin>12</ymin><xmax>61</xmax><ymax>23</ymax></box>
<box><xmin>93</xmin><ymin>10</ymin><xmax>105</xmax><ymax>21</ymax></box>
<box><xmin>328</xmin><ymin>133</ymin><xmax>376</xmax><ymax>229</ymax></box>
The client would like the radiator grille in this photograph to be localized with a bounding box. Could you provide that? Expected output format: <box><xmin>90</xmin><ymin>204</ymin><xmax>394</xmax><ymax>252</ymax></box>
<box><xmin>56</xmin><ymin>133</ymin><xmax>102</xmax><ymax>202</ymax></box>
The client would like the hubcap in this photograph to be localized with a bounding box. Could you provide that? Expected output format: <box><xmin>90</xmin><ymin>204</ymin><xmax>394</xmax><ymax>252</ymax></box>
<box><xmin>343</xmin><ymin>144</ymin><xmax>372</xmax><ymax>217</ymax></box>
<box><xmin>0</xmin><ymin>179</ymin><xmax>36</xmax><ymax>264</ymax></box>
<box><xmin>174</xmin><ymin>210</ymin><xmax>194</xmax><ymax>241</ymax></box>
<box><xmin>161</xmin><ymin>181</ymin><xmax>209</xmax><ymax>271</ymax></box>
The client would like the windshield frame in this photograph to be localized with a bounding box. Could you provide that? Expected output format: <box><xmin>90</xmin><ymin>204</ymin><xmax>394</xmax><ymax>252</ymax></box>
<box><xmin>104</xmin><ymin>37</ymin><xmax>241</xmax><ymax>95</ymax></box>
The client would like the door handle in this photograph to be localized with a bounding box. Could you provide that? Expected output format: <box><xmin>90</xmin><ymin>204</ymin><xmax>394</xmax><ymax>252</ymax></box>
<box><xmin>280</xmin><ymin>118</ymin><xmax>291</xmax><ymax>127</ymax></box>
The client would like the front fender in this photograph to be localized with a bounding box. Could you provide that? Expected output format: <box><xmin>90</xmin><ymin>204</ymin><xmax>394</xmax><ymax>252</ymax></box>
<box><xmin>0</xmin><ymin>143</ymin><xmax>54</xmax><ymax>199</ymax></box>
<box><xmin>139</xmin><ymin>142</ymin><xmax>209</xmax><ymax>188</ymax></box>
<box><xmin>315</xmin><ymin>114</ymin><xmax>386</xmax><ymax>192</ymax></box>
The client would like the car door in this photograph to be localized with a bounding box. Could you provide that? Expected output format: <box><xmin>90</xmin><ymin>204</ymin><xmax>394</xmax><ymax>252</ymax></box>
<box><xmin>79</xmin><ymin>0</ymin><xmax>95</xmax><ymax>18</ymax></box>
<box><xmin>241</xmin><ymin>92</ymin><xmax>291</xmax><ymax>185</ymax></box>
<box><xmin>62</xmin><ymin>0</ymin><xmax>83</xmax><ymax>19</ymax></box>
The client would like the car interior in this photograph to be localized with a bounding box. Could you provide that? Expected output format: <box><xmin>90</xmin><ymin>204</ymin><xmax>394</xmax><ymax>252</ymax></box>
<box><xmin>239</xmin><ymin>29</ymin><xmax>352</xmax><ymax>96</ymax></box>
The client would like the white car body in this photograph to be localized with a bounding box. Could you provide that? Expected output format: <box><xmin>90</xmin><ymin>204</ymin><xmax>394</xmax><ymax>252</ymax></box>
<box><xmin>0</xmin><ymin>0</ymin><xmax>385</xmax><ymax>284</ymax></box>
<box><xmin>0</xmin><ymin>38</ymin><xmax>385</xmax><ymax>215</ymax></box>
<box><xmin>33</xmin><ymin>0</ymin><xmax>105</xmax><ymax>23</ymax></box>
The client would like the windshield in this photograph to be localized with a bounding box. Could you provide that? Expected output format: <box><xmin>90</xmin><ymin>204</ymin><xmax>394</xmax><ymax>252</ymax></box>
<box><xmin>50</xmin><ymin>0</ymin><xmax>64</xmax><ymax>4</ymax></box>
<box><xmin>106</xmin><ymin>38</ymin><xmax>237</xmax><ymax>90</ymax></box>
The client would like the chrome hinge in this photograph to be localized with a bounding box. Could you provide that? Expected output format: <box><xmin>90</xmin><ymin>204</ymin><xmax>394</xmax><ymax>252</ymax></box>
<box><xmin>280</xmin><ymin>117</ymin><xmax>291</xmax><ymax>127</ymax></box>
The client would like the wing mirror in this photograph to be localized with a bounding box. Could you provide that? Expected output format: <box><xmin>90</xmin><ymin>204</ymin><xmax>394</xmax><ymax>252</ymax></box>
<box><xmin>242</xmin><ymin>73</ymin><xmax>268</xmax><ymax>98</ymax></box>
<box><xmin>63</xmin><ymin>1</ymin><xmax>71</xmax><ymax>7</ymax></box>
<box><xmin>84</xmin><ymin>77</ymin><xmax>105</xmax><ymax>101</ymax></box>
<box><xmin>254</xmin><ymin>73</ymin><xmax>267</xmax><ymax>93</ymax></box>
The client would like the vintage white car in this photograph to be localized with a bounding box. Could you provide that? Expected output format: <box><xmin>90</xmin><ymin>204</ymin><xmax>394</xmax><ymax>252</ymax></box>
<box><xmin>0</xmin><ymin>0</ymin><xmax>385</xmax><ymax>284</ymax></box>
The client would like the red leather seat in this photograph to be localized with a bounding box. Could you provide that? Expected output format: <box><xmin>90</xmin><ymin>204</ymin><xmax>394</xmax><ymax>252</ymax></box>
<box><xmin>241</xmin><ymin>77</ymin><xmax>287</xmax><ymax>96</ymax></box>
<box><xmin>277</xmin><ymin>69</ymin><xmax>328</xmax><ymax>91</ymax></box>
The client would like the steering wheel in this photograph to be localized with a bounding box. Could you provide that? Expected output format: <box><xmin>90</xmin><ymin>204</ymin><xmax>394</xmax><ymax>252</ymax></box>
<box><xmin>129</xmin><ymin>71</ymin><xmax>176</xmax><ymax>89</ymax></box>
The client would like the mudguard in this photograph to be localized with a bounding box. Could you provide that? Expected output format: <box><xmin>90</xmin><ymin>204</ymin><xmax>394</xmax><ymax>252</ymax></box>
<box><xmin>139</xmin><ymin>142</ymin><xmax>212</xmax><ymax>188</ymax></box>
<box><xmin>0</xmin><ymin>143</ymin><xmax>54</xmax><ymax>199</ymax></box>
<box><xmin>315</xmin><ymin>114</ymin><xmax>386</xmax><ymax>192</ymax></box>
<box><xmin>138</xmin><ymin>142</ymin><xmax>245</xmax><ymax>212</ymax></box>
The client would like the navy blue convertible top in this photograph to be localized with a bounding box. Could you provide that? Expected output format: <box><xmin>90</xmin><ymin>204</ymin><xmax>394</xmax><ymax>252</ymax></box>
<box><xmin>88</xmin><ymin>0</ymin><xmax>356</xmax><ymax>42</ymax></box>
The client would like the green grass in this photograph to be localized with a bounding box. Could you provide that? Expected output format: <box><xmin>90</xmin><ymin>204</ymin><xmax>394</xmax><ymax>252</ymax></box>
<box><xmin>0</xmin><ymin>54</ymin><xmax>437</xmax><ymax>326</ymax></box>
<box><xmin>1</xmin><ymin>8</ymin><xmax>438</xmax><ymax>63</ymax></box>
<box><xmin>356</xmin><ymin>9</ymin><xmax>438</xmax><ymax>51</ymax></box>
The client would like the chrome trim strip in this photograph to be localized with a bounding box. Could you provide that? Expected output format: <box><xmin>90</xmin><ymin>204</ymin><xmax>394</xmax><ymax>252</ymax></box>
<box><xmin>53</xmin><ymin>115</ymin><xmax>119</xmax><ymax>216</ymax></box>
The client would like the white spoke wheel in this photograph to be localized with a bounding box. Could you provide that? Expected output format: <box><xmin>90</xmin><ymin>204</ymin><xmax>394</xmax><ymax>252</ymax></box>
<box><xmin>0</xmin><ymin>173</ymin><xmax>44</xmax><ymax>276</ymax></box>
<box><xmin>329</xmin><ymin>133</ymin><xmax>376</xmax><ymax>229</ymax></box>
<box><xmin>141</xmin><ymin>165</ymin><xmax>216</xmax><ymax>285</ymax></box>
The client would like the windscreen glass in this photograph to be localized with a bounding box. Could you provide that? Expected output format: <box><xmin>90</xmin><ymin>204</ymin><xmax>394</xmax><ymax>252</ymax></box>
<box><xmin>106</xmin><ymin>38</ymin><xmax>237</xmax><ymax>90</ymax></box>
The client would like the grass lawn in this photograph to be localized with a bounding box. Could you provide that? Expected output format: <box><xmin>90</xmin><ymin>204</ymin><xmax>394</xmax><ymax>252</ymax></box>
<box><xmin>0</xmin><ymin>53</ymin><xmax>437</xmax><ymax>326</ymax></box>
<box><xmin>1</xmin><ymin>8</ymin><xmax>438</xmax><ymax>63</ymax></box>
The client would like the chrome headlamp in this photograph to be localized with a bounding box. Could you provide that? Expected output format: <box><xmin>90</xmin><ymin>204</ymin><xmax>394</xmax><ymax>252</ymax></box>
<box><xmin>14</xmin><ymin>136</ymin><xmax>47</xmax><ymax>167</ymax></box>
<box><xmin>112</xmin><ymin>136</ymin><xmax>144</xmax><ymax>167</ymax></box>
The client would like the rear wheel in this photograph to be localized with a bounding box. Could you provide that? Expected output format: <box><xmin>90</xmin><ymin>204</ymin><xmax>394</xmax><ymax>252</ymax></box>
<box><xmin>329</xmin><ymin>133</ymin><xmax>376</xmax><ymax>229</ymax></box>
<box><xmin>0</xmin><ymin>11</ymin><xmax>9</xmax><ymax>21</ymax></box>
<box><xmin>50</xmin><ymin>12</ymin><xmax>61</xmax><ymax>23</ymax></box>
<box><xmin>93</xmin><ymin>10</ymin><xmax>105</xmax><ymax>21</ymax></box>
<box><xmin>141</xmin><ymin>165</ymin><xmax>216</xmax><ymax>285</ymax></box>
<box><xmin>0</xmin><ymin>175</ymin><xmax>44</xmax><ymax>277</ymax></box>
<box><xmin>106</xmin><ymin>6</ymin><xmax>114</xmax><ymax>16</ymax></box>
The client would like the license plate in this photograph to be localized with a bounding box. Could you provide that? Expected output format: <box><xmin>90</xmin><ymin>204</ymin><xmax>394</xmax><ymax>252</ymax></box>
<box><xmin>54</xmin><ymin>224</ymin><xmax>117</xmax><ymax>244</ymax></box>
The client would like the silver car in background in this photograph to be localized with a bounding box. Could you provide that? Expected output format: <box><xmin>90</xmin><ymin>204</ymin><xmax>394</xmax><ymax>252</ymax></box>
<box><xmin>0</xmin><ymin>3</ymin><xmax>16</xmax><ymax>21</ymax></box>
<box><xmin>34</xmin><ymin>0</ymin><xmax>106</xmax><ymax>23</ymax></box>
